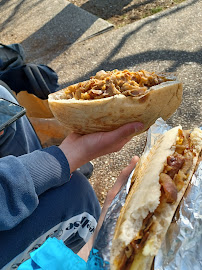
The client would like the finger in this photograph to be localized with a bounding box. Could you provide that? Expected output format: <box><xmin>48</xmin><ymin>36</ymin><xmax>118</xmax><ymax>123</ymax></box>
<box><xmin>117</xmin><ymin>156</ymin><xmax>139</xmax><ymax>186</ymax></box>
<box><xmin>69</xmin><ymin>122</ymin><xmax>143</xmax><ymax>159</ymax></box>
<box><xmin>113</xmin><ymin>122</ymin><xmax>144</xmax><ymax>139</ymax></box>
<box><xmin>107</xmin><ymin>156</ymin><xmax>139</xmax><ymax>203</ymax></box>
<box><xmin>91</xmin><ymin>122</ymin><xmax>144</xmax><ymax>155</ymax></box>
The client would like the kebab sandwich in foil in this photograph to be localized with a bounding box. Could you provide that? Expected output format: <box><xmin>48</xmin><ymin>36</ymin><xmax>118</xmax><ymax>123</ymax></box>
<box><xmin>110</xmin><ymin>126</ymin><xmax>202</xmax><ymax>270</ymax></box>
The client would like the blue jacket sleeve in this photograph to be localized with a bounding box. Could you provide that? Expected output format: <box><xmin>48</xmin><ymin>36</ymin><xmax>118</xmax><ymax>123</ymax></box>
<box><xmin>0</xmin><ymin>146</ymin><xmax>70</xmax><ymax>231</ymax></box>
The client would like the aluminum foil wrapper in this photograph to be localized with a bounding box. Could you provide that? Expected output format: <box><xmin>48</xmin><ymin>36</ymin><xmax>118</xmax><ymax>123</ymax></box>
<box><xmin>87</xmin><ymin>118</ymin><xmax>202</xmax><ymax>270</ymax></box>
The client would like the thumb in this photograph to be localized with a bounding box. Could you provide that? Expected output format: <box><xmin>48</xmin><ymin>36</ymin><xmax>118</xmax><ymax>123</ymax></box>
<box><xmin>115</xmin><ymin>122</ymin><xmax>144</xmax><ymax>139</ymax></box>
<box><xmin>106</xmin><ymin>156</ymin><xmax>139</xmax><ymax>204</ymax></box>
<box><xmin>117</xmin><ymin>156</ymin><xmax>139</xmax><ymax>186</ymax></box>
<box><xmin>104</xmin><ymin>122</ymin><xmax>144</xmax><ymax>146</ymax></box>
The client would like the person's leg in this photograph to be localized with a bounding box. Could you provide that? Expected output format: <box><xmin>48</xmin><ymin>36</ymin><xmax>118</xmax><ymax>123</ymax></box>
<box><xmin>0</xmin><ymin>83</ymin><xmax>42</xmax><ymax>157</ymax></box>
<box><xmin>0</xmin><ymin>170</ymin><xmax>101</xmax><ymax>269</ymax></box>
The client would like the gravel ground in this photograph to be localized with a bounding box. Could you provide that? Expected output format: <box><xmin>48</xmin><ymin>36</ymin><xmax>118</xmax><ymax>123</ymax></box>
<box><xmin>90</xmin><ymin>132</ymin><xmax>148</xmax><ymax>206</ymax></box>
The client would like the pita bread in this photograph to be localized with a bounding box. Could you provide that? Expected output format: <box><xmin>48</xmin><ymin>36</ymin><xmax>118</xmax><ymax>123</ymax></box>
<box><xmin>48</xmin><ymin>72</ymin><xmax>182</xmax><ymax>135</ymax></box>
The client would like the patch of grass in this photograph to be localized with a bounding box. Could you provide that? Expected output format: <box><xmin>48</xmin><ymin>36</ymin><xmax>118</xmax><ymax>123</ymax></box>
<box><xmin>173</xmin><ymin>0</ymin><xmax>185</xmax><ymax>3</ymax></box>
<box><xmin>142</xmin><ymin>6</ymin><xmax>164</xmax><ymax>19</ymax></box>
<box><xmin>70</xmin><ymin>0</ymin><xmax>187</xmax><ymax>28</ymax></box>
<box><xmin>150</xmin><ymin>6</ymin><xmax>163</xmax><ymax>15</ymax></box>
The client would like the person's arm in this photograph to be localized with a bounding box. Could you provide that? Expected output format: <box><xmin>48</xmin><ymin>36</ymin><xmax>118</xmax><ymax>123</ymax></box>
<box><xmin>0</xmin><ymin>121</ymin><xmax>143</xmax><ymax>231</ymax></box>
<box><xmin>0</xmin><ymin>146</ymin><xmax>70</xmax><ymax>231</ymax></box>
<box><xmin>17</xmin><ymin>156</ymin><xmax>140</xmax><ymax>270</ymax></box>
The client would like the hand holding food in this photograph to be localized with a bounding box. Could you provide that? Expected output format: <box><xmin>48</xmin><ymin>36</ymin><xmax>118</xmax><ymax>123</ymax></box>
<box><xmin>59</xmin><ymin>121</ymin><xmax>144</xmax><ymax>173</ymax></box>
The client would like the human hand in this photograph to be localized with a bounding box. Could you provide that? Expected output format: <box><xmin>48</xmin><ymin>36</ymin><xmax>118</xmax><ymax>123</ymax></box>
<box><xmin>77</xmin><ymin>156</ymin><xmax>139</xmax><ymax>261</ymax></box>
<box><xmin>59</xmin><ymin>122</ymin><xmax>143</xmax><ymax>173</ymax></box>
<box><xmin>0</xmin><ymin>131</ymin><xmax>4</xmax><ymax>136</ymax></box>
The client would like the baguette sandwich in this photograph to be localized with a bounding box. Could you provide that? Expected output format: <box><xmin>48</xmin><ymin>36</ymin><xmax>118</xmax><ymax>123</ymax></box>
<box><xmin>110</xmin><ymin>126</ymin><xmax>202</xmax><ymax>270</ymax></box>
<box><xmin>48</xmin><ymin>69</ymin><xmax>182</xmax><ymax>135</ymax></box>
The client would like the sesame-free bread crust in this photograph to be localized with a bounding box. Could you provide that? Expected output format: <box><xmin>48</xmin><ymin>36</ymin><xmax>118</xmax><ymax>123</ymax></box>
<box><xmin>48</xmin><ymin>81</ymin><xmax>182</xmax><ymax>135</ymax></box>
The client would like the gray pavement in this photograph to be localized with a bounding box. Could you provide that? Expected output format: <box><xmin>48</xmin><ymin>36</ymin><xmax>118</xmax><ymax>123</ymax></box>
<box><xmin>0</xmin><ymin>0</ymin><xmax>202</xmax><ymax>202</ymax></box>
<box><xmin>0</xmin><ymin>0</ymin><xmax>113</xmax><ymax>62</ymax></box>
<box><xmin>1</xmin><ymin>0</ymin><xmax>201</xmax><ymax>130</ymax></box>
<box><xmin>52</xmin><ymin>0</ymin><xmax>201</xmax><ymax>131</ymax></box>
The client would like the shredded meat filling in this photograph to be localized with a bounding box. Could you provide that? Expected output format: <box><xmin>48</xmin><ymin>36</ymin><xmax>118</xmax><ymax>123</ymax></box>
<box><xmin>64</xmin><ymin>69</ymin><xmax>173</xmax><ymax>100</ymax></box>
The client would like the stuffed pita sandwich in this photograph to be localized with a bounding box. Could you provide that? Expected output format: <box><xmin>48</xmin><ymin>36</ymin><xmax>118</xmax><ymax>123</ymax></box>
<box><xmin>48</xmin><ymin>69</ymin><xmax>183</xmax><ymax>135</ymax></box>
